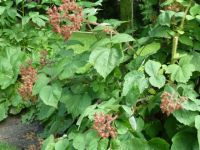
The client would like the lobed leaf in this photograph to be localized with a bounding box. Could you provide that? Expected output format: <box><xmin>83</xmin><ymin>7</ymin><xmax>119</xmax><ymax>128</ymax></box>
<box><xmin>89</xmin><ymin>47</ymin><xmax>123</xmax><ymax>78</ymax></box>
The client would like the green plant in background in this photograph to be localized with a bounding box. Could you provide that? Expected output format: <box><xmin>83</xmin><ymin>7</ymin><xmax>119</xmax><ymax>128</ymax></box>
<box><xmin>0</xmin><ymin>142</ymin><xmax>18</xmax><ymax>150</ymax></box>
<box><xmin>0</xmin><ymin>0</ymin><xmax>71</xmax><ymax>121</ymax></box>
<box><xmin>1</xmin><ymin>0</ymin><xmax>200</xmax><ymax>150</ymax></box>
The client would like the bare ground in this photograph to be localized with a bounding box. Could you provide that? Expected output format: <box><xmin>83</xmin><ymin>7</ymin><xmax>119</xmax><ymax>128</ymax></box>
<box><xmin>0</xmin><ymin>116</ymin><xmax>43</xmax><ymax>150</ymax></box>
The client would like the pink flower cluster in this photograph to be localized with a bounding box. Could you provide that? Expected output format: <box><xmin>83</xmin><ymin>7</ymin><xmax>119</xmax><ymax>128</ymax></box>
<box><xmin>93</xmin><ymin>113</ymin><xmax>117</xmax><ymax>139</ymax></box>
<box><xmin>47</xmin><ymin>0</ymin><xmax>83</xmax><ymax>40</ymax></box>
<box><xmin>18</xmin><ymin>61</ymin><xmax>37</xmax><ymax>100</ymax></box>
<box><xmin>160</xmin><ymin>92</ymin><xmax>187</xmax><ymax>116</ymax></box>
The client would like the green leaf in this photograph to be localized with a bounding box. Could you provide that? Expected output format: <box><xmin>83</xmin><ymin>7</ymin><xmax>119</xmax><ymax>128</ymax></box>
<box><xmin>136</xmin><ymin>117</ymin><xmax>144</xmax><ymax>132</ymax></box>
<box><xmin>190</xmin><ymin>4</ymin><xmax>200</xmax><ymax>16</ymax></box>
<box><xmin>16</xmin><ymin>0</ymin><xmax>23</xmax><ymax>5</ymax></box>
<box><xmin>122</xmin><ymin>105</ymin><xmax>133</xmax><ymax>117</ymax></box>
<box><xmin>85</xmin><ymin>130</ymin><xmax>100</xmax><ymax>150</ymax></box>
<box><xmin>55</xmin><ymin>138</ymin><xmax>69</xmax><ymax>150</ymax></box>
<box><xmin>177</xmin><ymin>83</ymin><xmax>198</xmax><ymax>100</ymax></box>
<box><xmin>186</xmin><ymin>15</ymin><xmax>195</xmax><ymax>20</ymax></box>
<box><xmin>76</xmin><ymin>104</ymin><xmax>97</xmax><ymax>128</ymax></box>
<box><xmin>166</xmin><ymin>56</ymin><xmax>195</xmax><ymax>83</ymax></box>
<box><xmin>42</xmin><ymin>0</ymin><xmax>61</xmax><ymax>4</ymax></box>
<box><xmin>195</xmin><ymin>115</ymin><xmax>200</xmax><ymax>148</ymax></box>
<box><xmin>0</xmin><ymin>102</ymin><xmax>8</xmax><ymax>121</ymax></box>
<box><xmin>98</xmin><ymin>139</ymin><xmax>109</xmax><ymax>150</ymax></box>
<box><xmin>125</xmin><ymin>86</ymin><xmax>140</xmax><ymax>106</ymax></box>
<box><xmin>39</xmin><ymin>85</ymin><xmax>62</xmax><ymax>108</ymax></box>
<box><xmin>191</xmin><ymin>52</ymin><xmax>200</xmax><ymax>72</ymax></box>
<box><xmin>179</xmin><ymin>35</ymin><xmax>193</xmax><ymax>47</ymax></box>
<box><xmin>149</xmin><ymin>26</ymin><xmax>174</xmax><ymax>38</ymax></box>
<box><xmin>144</xmin><ymin>120</ymin><xmax>162</xmax><ymax>137</ymax></box>
<box><xmin>91</xmin><ymin>38</ymin><xmax>111</xmax><ymax>48</ymax></box>
<box><xmin>103</xmin><ymin>19</ymin><xmax>126</xmax><ymax>27</ymax></box>
<box><xmin>149</xmin><ymin>75</ymin><xmax>166</xmax><ymax>89</ymax></box>
<box><xmin>173</xmin><ymin>109</ymin><xmax>198</xmax><ymax>126</ymax></box>
<box><xmin>158</xmin><ymin>11</ymin><xmax>175</xmax><ymax>27</ymax></box>
<box><xmin>7</xmin><ymin>8</ymin><xmax>17</xmax><ymax>19</ymax></box>
<box><xmin>88</xmin><ymin>15</ymin><xmax>97</xmax><ymax>22</ymax></box>
<box><xmin>145</xmin><ymin>60</ymin><xmax>166</xmax><ymax>88</ymax></box>
<box><xmin>171</xmin><ymin>129</ymin><xmax>199</xmax><ymax>150</ymax></box>
<box><xmin>0</xmin><ymin>60</ymin><xmax>15</xmax><ymax>89</ymax></box>
<box><xmin>0</xmin><ymin>6</ymin><xmax>5</xmax><ymax>15</ymax></box>
<box><xmin>32</xmin><ymin>73</ymin><xmax>50</xmax><ymax>95</ymax></box>
<box><xmin>22</xmin><ymin>16</ymin><xmax>30</xmax><ymax>26</ymax></box>
<box><xmin>136</xmin><ymin>42</ymin><xmax>161</xmax><ymax>56</ymax></box>
<box><xmin>68</xmin><ymin>32</ymin><xmax>98</xmax><ymax>53</ymax></box>
<box><xmin>145</xmin><ymin>60</ymin><xmax>161</xmax><ymax>76</ymax></box>
<box><xmin>182</xmin><ymin>100</ymin><xmax>200</xmax><ymax>112</ymax></box>
<box><xmin>36</xmin><ymin>102</ymin><xmax>56</xmax><ymax>121</ymax></box>
<box><xmin>42</xmin><ymin>135</ymin><xmax>55</xmax><ymax>150</ymax></box>
<box><xmin>89</xmin><ymin>47</ymin><xmax>123</xmax><ymax>78</ymax></box>
<box><xmin>122</xmin><ymin>71</ymin><xmax>148</xmax><ymax>96</ymax></box>
<box><xmin>148</xmin><ymin>138</ymin><xmax>170</xmax><ymax>150</ymax></box>
<box><xmin>110</xmin><ymin>139</ymin><xmax>121</xmax><ymax>150</ymax></box>
<box><xmin>97</xmin><ymin>98</ymin><xmax>120</xmax><ymax>112</ymax></box>
<box><xmin>0</xmin><ymin>47</ymin><xmax>24</xmax><ymax>89</ymax></box>
<box><xmin>194</xmin><ymin>28</ymin><xmax>200</xmax><ymax>41</ymax></box>
<box><xmin>194</xmin><ymin>42</ymin><xmax>200</xmax><ymax>51</ymax></box>
<box><xmin>115</xmin><ymin>120</ymin><xmax>128</xmax><ymax>134</ymax></box>
<box><xmin>196</xmin><ymin>15</ymin><xmax>200</xmax><ymax>20</ymax></box>
<box><xmin>29</xmin><ymin>12</ymin><xmax>39</xmax><ymax>18</ymax></box>
<box><xmin>111</xmin><ymin>33</ymin><xmax>135</xmax><ymax>43</ymax></box>
<box><xmin>73</xmin><ymin>134</ymin><xmax>86</xmax><ymax>150</ymax></box>
<box><xmin>121</xmin><ymin>138</ymin><xmax>147</xmax><ymax>150</ymax></box>
<box><xmin>61</xmin><ymin>91</ymin><xmax>91</xmax><ymax>117</ymax></box>
<box><xmin>164</xmin><ymin>116</ymin><xmax>178</xmax><ymax>138</ymax></box>
<box><xmin>129</xmin><ymin>116</ymin><xmax>137</xmax><ymax>130</ymax></box>
<box><xmin>84</xmin><ymin>8</ymin><xmax>98</xmax><ymax>16</ymax></box>
<box><xmin>32</xmin><ymin>17</ymin><xmax>46</xmax><ymax>27</ymax></box>
<box><xmin>126</xmin><ymin>56</ymin><xmax>146</xmax><ymax>70</ymax></box>
<box><xmin>87</xmin><ymin>139</ymin><xmax>98</xmax><ymax>150</ymax></box>
<box><xmin>59</xmin><ymin>52</ymin><xmax>89</xmax><ymax>80</ymax></box>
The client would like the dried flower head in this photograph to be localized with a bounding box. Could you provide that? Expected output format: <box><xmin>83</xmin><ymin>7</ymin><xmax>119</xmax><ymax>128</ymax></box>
<box><xmin>160</xmin><ymin>92</ymin><xmax>187</xmax><ymax>116</ymax></box>
<box><xmin>47</xmin><ymin>0</ymin><xmax>83</xmax><ymax>40</ymax></box>
<box><xmin>93</xmin><ymin>113</ymin><xmax>117</xmax><ymax>139</ymax></box>
<box><xmin>18</xmin><ymin>61</ymin><xmax>37</xmax><ymax>100</ymax></box>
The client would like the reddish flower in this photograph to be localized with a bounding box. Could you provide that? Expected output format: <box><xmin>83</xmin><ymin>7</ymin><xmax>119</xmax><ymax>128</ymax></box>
<box><xmin>160</xmin><ymin>92</ymin><xmax>187</xmax><ymax>116</ymax></box>
<box><xmin>47</xmin><ymin>0</ymin><xmax>83</xmax><ymax>40</ymax></box>
<box><xmin>18</xmin><ymin>61</ymin><xmax>37</xmax><ymax>100</ymax></box>
<box><xmin>93</xmin><ymin>113</ymin><xmax>117</xmax><ymax>138</ymax></box>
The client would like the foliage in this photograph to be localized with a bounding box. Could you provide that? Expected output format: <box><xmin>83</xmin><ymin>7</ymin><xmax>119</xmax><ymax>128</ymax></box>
<box><xmin>0</xmin><ymin>142</ymin><xmax>18</xmax><ymax>150</ymax></box>
<box><xmin>1</xmin><ymin>0</ymin><xmax>200</xmax><ymax>149</ymax></box>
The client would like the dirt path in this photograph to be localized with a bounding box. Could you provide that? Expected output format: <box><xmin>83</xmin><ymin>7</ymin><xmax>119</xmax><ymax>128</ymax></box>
<box><xmin>0</xmin><ymin>116</ymin><xmax>43</xmax><ymax>150</ymax></box>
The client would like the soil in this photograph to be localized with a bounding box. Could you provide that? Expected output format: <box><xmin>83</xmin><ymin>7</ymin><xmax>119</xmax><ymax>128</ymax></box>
<box><xmin>0</xmin><ymin>116</ymin><xmax>43</xmax><ymax>150</ymax></box>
